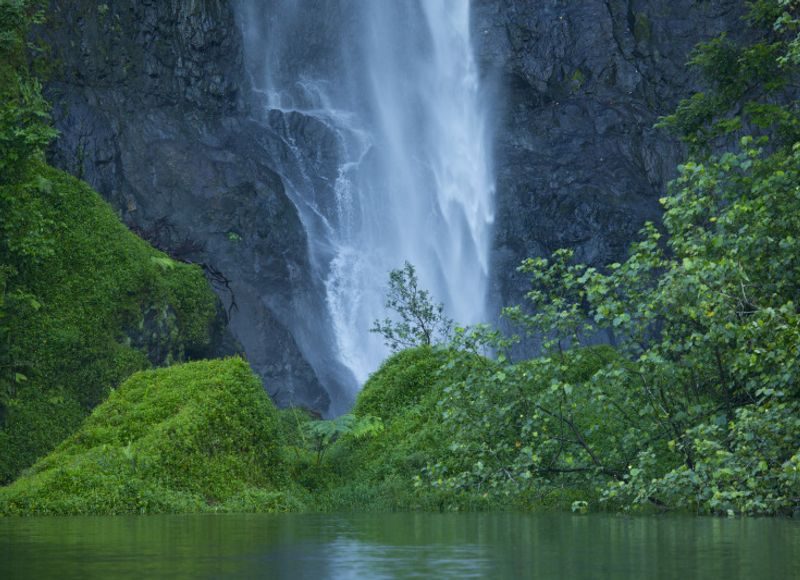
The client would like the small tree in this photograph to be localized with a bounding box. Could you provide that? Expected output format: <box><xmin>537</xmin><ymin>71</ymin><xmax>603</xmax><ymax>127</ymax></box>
<box><xmin>371</xmin><ymin>262</ymin><xmax>453</xmax><ymax>351</ymax></box>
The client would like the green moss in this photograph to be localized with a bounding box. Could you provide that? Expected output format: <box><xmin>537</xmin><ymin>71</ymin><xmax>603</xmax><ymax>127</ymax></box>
<box><xmin>354</xmin><ymin>346</ymin><xmax>449</xmax><ymax>420</ymax></box>
<box><xmin>0</xmin><ymin>164</ymin><xmax>218</xmax><ymax>483</ymax></box>
<box><xmin>0</xmin><ymin>389</ymin><xmax>85</xmax><ymax>483</ymax></box>
<box><xmin>633</xmin><ymin>13</ymin><xmax>652</xmax><ymax>45</ymax></box>
<box><xmin>0</xmin><ymin>358</ymin><xmax>301</xmax><ymax>515</ymax></box>
<box><xmin>296</xmin><ymin>347</ymin><xmax>483</xmax><ymax>511</ymax></box>
<box><xmin>569</xmin><ymin>69</ymin><xmax>585</xmax><ymax>93</ymax></box>
<box><xmin>349</xmin><ymin>347</ymin><xmax>456</xmax><ymax>485</ymax></box>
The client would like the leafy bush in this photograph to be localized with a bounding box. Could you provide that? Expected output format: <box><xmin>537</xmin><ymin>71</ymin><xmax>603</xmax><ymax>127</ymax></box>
<box><xmin>607</xmin><ymin>401</ymin><xmax>800</xmax><ymax>515</ymax></box>
<box><xmin>502</xmin><ymin>139</ymin><xmax>800</xmax><ymax>515</ymax></box>
<box><xmin>0</xmin><ymin>0</ymin><xmax>56</xmax><ymax>184</ymax></box>
<box><xmin>659</xmin><ymin>0</ymin><xmax>800</xmax><ymax>150</ymax></box>
<box><xmin>416</xmin><ymin>346</ymin><xmax>629</xmax><ymax>508</ymax></box>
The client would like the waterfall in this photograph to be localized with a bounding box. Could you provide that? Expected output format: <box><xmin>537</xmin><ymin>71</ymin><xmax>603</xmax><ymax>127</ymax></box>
<box><xmin>237</xmin><ymin>0</ymin><xmax>495</xmax><ymax>411</ymax></box>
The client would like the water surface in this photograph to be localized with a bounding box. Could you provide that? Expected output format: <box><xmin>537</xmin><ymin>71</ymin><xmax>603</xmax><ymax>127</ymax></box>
<box><xmin>1</xmin><ymin>512</ymin><xmax>797</xmax><ymax>579</ymax></box>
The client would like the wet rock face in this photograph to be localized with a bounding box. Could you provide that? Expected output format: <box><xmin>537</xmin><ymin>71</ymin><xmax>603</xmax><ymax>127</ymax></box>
<box><xmin>46</xmin><ymin>0</ymin><xmax>240</xmax><ymax>114</ymax></box>
<box><xmin>43</xmin><ymin>0</ymin><xmax>332</xmax><ymax>413</ymax></box>
<box><xmin>472</xmin><ymin>0</ymin><xmax>743</xmax><ymax>308</ymax></box>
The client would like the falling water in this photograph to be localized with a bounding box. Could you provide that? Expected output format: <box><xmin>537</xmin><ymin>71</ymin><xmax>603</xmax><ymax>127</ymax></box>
<box><xmin>237</xmin><ymin>0</ymin><xmax>494</xmax><ymax>409</ymax></box>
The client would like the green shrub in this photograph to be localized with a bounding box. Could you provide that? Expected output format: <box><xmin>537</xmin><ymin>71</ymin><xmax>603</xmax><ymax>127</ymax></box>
<box><xmin>415</xmin><ymin>346</ymin><xmax>630</xmax><ymax>508</ymax></box>
<box><xmin>607</xmin><ymin>401</ymin><xmax>800</xmax><ymax>516</ymax></box>
<box><xmin>302</xmin><ymin>347</ymin><xmax>486</xmax><ymax>511</ymax></box>
<box><xmin>0</xmin><ymin>358</ymin><xmax>298</xmax><ymax>515</ymax></box>
<box><xmin>0</xmin><ymin>165</ymin><xmax>219</xmax><ymax>483</ymax></box>
<box><xmin>354</xmin><ymin>346</ymin><xmax>448</xmax><ymax>420</ymax></box>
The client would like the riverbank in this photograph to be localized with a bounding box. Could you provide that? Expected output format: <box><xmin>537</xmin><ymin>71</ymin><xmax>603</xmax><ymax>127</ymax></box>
<box><xmin>2</xmin><ymin>347</ymin><xmax>797</xmax><ymax>517</ymax></box>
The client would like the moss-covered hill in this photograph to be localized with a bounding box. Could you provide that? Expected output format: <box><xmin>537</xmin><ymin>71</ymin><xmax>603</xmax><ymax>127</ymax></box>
<box><xmin>309</xmin><ymin>347</ymin><xmax>459</xmax><ymax>512</ymax></box>
<box><xmin>0</xmin><ymin>164</ymin><xmax>221</xmax><ymax>484</ymax></box>
<box><xmin>0</xmin><ymin>358</ymin><xmax>301</xmax><ymax>515</ymax></box>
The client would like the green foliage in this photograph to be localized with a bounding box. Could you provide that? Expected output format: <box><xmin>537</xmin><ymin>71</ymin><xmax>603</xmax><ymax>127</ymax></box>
<box><xmin>0</xmin><ymin>0</ymin><xmax>56</xmax><ymax>183</ymax></box>
<box><xmin>0</xmin><ymin>387</ymin><xmax>85</xmax><ymax>484</ymax></box>
<box><xmin>775</xmin><ymin>0</ymin><xmax>800</xmax><ymax>66</ymax></box>
<box><xmin>659</xmin><ymin>0</ymin><xmax>800</xmax><ymax>151</ymax></box>
<box><xmin>302</xmin><ymin>344</ymin><xmax>629</xmax><ymax>513</ymax></box>
<box><xmin>299</xmin><ymin>413</ymin><xmax>384</xmax><ymax>466</ymax></box>
<box><xmin>354</xmin><ymin>346</ymin><xmax>450</xmax><ymax>420</ymax></box>
<box><xmin>215</xmin><ymin>487</ymin><xmax>306</xmax><ymax>514</ymax></box>
<box><xmin>493</xmin><ymin>138</ymin><xmax>800</xmax><ymax>515</ymax></box>
<box><xmin>0</xmin><ymin>359</ymin><xmax>302</xmax><ymax>515</ymax></box>
<box><xmin>606</xmin><ymin>401</ymin><xmax>800</xmax><ymax>515</ymax></box>
<box><xmin>467</xmin><ymin>7</ymin><xmax>800</xmax><ymax>513</ymax></box>
<box><xmin>279</xmin><ymin>347</ymin><xmax>479</xmax><ymax>512</ymax></box>
<box><xmin>0</xmin><ymin>166</ymin><xmax>219</xmax><ymax>483</ymax></box>
<box><xmin>0</xmin><ymin>264</ymin><xmax>38</xmax><ymax>390</ymax></box>
<box><xmin>371</xmin><ymin>262</ymin><xmax>453</xmax><ymax>351</ymax></box>
<box><xmin>417</xmin><ymin>346</ymin><xmax>630</xmax><ymax>508</ymax></box>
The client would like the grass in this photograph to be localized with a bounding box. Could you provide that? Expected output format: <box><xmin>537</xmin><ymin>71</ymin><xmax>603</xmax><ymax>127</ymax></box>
<box><xmin>0</xmin><ymin>358</ymin><xmax>304</xmax><ymax>515</ymax></box>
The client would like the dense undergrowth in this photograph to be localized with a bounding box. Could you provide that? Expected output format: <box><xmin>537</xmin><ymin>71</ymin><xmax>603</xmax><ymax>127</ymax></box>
<box><xmin>0</xmin><ymin>0</ymin><xmax>220</xmax><ymax>483</ymax></box>
<box><xmin>0</xmin><ymin>338</ymin><xmax>796</xmax><ymax>516</ymax></box>
<box><xmin>0</xmin><ymin>347</ymin><xmax>609</xmax><ymax>515</ymax></box>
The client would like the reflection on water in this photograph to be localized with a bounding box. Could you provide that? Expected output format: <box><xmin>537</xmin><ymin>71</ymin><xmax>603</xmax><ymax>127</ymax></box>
<box><xmin>322</xmin><ymin>537</ymin><xmax>488</xmax><ymax>579</ymax></box>
<box><xmin>1</xmin><ymin>512</ymin><xmax>798</xmax><ymax>579</ymax></box>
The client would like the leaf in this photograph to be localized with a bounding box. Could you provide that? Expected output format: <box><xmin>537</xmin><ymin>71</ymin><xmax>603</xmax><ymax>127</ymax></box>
<box><xmin>150</xmin><ymin>256</ymin><xmax>176</xmax><ymax>270</ymax></box>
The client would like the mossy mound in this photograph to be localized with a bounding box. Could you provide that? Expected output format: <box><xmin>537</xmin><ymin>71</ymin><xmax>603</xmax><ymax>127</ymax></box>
<box><xmin>0</xmin><ymin>358</ymin><xmax>302</xmax><ymax>515</ymax></box>
<box><xmin>304</xmin><ymin>347</ymin><xmax>476</xmax><ymax>511</ymax></box>
<box><xmin>353</xmin><ymin>346</ymin><xmax>449</xmax><ymax>420</ymax></box>
<box><xmin>0</xmin><ymin>165</ymin><xmax>220</xmax><ymax>483</ymax></box>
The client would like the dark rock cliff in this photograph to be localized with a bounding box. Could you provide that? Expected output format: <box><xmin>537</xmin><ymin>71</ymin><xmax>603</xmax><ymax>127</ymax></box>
<box><xmin>43</xmin><ymin>0</ymin><xmax>332</xmax><ymax>412</ymax></box>
<box><xmin>42</xmin><ymin>0</ymin><xmax>744</xmax><ymax>410</ymax></box>
<box><xmin>473</xmin><ymin>0</ymin><xmax>743</xmax><ymax>309</ymax></box>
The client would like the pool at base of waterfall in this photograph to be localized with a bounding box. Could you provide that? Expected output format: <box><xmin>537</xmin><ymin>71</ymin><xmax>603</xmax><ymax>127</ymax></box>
<box><xmin>2</xmin><ymin>512</ymin><xmax>797</xmax><ymax>579</ymax></box>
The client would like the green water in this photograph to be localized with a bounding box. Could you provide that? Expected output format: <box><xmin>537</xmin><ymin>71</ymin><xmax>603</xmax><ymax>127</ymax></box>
<box><xmin>1</xmin><ymin>512</ymin><xmax>797</xmax><ymax>579</ymax></box>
